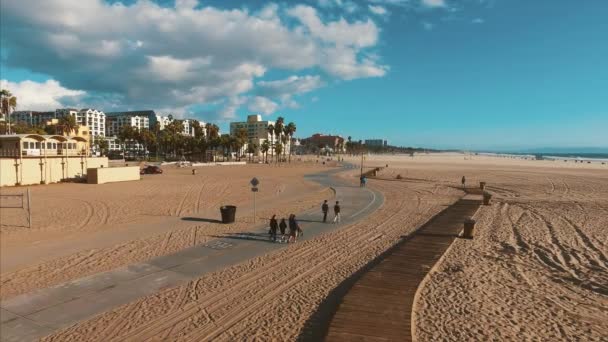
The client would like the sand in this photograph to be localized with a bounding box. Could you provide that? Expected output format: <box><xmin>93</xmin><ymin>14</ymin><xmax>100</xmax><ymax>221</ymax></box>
<box><xmin>0</xmin><ymin>161</ymin><xmax>333</xmax><ymax>299</ymax></box>
<box><xmin>7</xmin><ymin>153</ymin><xmax>608</xmax><ymax>340</ymax></box>
<box><xmin>41</xmin><ymin>161</ymin><xmax>460</xmax><ymax>341</ymax></box>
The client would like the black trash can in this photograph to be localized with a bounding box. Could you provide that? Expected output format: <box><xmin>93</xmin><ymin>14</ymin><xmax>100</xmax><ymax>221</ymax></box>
<box><xmin>220</xmin><ymin>205</ymin><xmax>237</xmax><ymax>223</ymax></box>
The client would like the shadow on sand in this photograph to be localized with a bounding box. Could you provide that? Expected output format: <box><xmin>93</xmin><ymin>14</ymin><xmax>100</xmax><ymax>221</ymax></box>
<box><xmin>181</xmin><ymin>217</ymin><xmax>222</xmax><ymax>224</ymax></box>
<box><xmin>209</xmin><ymin>232</ymin><xmax>277</xmax><ymax>244</ymax></box>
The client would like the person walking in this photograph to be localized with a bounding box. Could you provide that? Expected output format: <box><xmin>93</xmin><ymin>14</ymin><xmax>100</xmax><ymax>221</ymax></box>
<box><xmin>333</xmin><ymin>201</ymin><xmax>341</xmax><ymax>224</ymax></box>
<box><xmin>288</xmin><ymin>214</ymin><xmax>300</xmax><ymax>243</ymax></box>
<box><xmin>269</xmin><ymin>215</ymin><xmax>278</xmax><ymax>242</ymax></box>
<box><xmin>322</xmin><ymin>200</ymin><xmax>329</xmax><ymax>223</ymax></box>
<box><xmin>461</xmin><ymin>176</ymin><xmax>466</xmax><ymax>189</ymax></box>
<box><xmin>279</xmin><ymin>218</ymin><xmax>287</xmax><ymax>243</ymax></box>
<box><xmin>362</xmin><ymin>175</ymin><xmax>367</xmax><ymax>187</ymax></box>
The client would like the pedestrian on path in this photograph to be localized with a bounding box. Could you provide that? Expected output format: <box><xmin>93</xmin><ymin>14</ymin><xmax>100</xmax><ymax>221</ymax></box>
<box><xmin>288</xmin><ymin>214</ymin><xmax>301</xmax><ymax>243</ymax></box>
<box><xmin>269</xmin><ymin>215</ymin><xmax>278</xmax><ymax>242</ymax></box>
<box><xmin>279</xmin><ymin>218</ymin><xmax>287</xmax><ymax>242</ymax></box>
<box><xmin>333</xmin><ymin>201</ymin><xmax>341</xmax><ymax>224</ymax></box>
<box><xmin>461</xmin><ymin>176</ymin><xmax>466</xmax><ymax>188</ymax></box>
<box><xmin>361</xmin><ymin>175</ymin><xmax>367</xmax><ymax>187</ymax></box>
<box><xmin>322</xmin><ymin>200</ymin><xmax>329</xmax><ymax>223</ymax></box>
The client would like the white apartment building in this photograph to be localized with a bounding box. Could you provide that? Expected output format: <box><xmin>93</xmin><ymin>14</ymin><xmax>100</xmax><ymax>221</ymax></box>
<box><xmin>56</xmin><ymin>108</ymin><xmax>106</xmax><ymax>140</ymax></box>
<box><xmin>230</xmin><ymin>115</ymin><xmax>289</xmax><ymax>157</ymax></box>
<box><xmin>153</xmin><ymin>115</ymin><xmax>172</xmax><ymax>130</ymax></box>
<box><xmin>153</xmin><ymin>116</ymin><xmax>205</xmax><ymax>137</ymax></box>
<box><xmin>105</xmin><ymin>136</ymin><xmax>145</xmax><ymax>153</ymax></box>
<box><xmin>182</xmin><ymin>119</ymin><xmax>206</xmax><ymax>137</ymax></box>
<box><xmin>105</xmin><ymin>114</ymin><xmax>150</xmax><ymax>136</ymax></box>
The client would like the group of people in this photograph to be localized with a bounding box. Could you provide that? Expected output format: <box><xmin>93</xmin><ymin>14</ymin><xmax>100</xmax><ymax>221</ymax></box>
<box><xmin>267</xmin><ymin>200</ymin><xmax>342</xmax><ymax>243</ymax></box>
<box><xmin>268</xmin><ymin>214</ymin><xmax>302</xmax><ymax>243</ymax></box>
<box><xmin>322</xmin><ymin>200</ymin><xmax>341</xmax><ymax>224</ymax></box>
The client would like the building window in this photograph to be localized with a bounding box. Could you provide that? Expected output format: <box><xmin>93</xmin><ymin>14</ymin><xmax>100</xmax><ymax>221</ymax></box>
<box><xmin>23</xmin><ymin>142</ymin><xmax>28</xmax><ymax>149</ymax></box>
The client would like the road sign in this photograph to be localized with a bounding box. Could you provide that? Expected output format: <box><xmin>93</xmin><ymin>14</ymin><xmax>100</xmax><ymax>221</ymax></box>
<box><xmin>250</xmin><ymin>177</ymin><xmax>259</xmax><ymax>187</ymax></box>
<box><xmin>251</xmin><ymin>187</ymin><xmax>258</xmax><ymax>192</ymax></box>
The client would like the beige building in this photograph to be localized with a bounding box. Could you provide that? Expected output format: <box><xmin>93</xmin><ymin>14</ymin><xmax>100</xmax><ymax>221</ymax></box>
<box><xmin>0</xmin><ymin>134</ymin><xmax>107</xmax><ymax>186</ymax></box>
<box><xmin>230</xmin><ymin>115</ymin><xmax>289</xmax><ymax>157</ymax></box>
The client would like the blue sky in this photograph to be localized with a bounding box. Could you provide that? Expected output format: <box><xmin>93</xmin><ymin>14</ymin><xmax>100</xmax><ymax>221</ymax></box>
<box><xmin>1</xmin><ymin>0</ymin><xmax>607</xmax><ymax>150</ymax></box>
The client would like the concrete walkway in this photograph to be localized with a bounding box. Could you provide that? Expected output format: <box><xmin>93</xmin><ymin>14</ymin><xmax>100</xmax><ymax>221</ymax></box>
<box><xmin>0</xmin><ymin>166</ymin><xmax>383</xmax><ymax>342</ymax></box>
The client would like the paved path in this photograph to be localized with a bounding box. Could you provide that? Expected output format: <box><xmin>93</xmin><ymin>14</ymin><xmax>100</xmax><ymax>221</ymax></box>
<box><xmin>0</xmin><ymin>166</ymin><xmax>383</xmax><ymax>342</ymax></box>
<box><xmin>323</xmin><ymin>193</ymin><xmax>482</xmax><ymax>341</ymax></box>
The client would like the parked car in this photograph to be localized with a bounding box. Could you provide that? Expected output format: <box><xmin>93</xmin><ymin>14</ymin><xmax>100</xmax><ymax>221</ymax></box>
<box><xmin>140</xmin><ymin>165</ymin><xmax>163</xmax><ymax>175</ymax></box>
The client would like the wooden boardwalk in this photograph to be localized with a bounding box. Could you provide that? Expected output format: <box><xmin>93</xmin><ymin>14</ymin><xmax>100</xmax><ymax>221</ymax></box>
<box><xmin>324</xmin><ymin>196</ymin><xmax>482</xmax><ymax>341</ymax></box>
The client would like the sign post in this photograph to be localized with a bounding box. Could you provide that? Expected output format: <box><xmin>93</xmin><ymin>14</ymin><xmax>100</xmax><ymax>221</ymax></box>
<box><xmin>250</xmin><ymin>177</ymin><xmax>259</xmax><ymax>223</ymax></box>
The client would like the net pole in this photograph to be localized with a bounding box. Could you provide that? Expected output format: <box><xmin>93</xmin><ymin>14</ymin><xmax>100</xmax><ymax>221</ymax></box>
<box><xmin>27</xmin><ymin>188</ymin><xmax>32</xmax><ymax>228</ymax></box>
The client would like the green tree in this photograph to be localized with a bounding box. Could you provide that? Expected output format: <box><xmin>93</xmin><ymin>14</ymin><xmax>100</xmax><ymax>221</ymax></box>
<box><xmin>247</xmin><ymin>143</ymin><xmax>257</xmax><ymax>163</ymax></box>
<box><xmin>94</xmin><ymin>137</ymin><xmax>109</xmax><ymax>156</ymax></box>
<box><xmin>275</xmin><ymin>141</ymin><xmax>283</xmax><ymax>163</ymax></box>
<box><xmin>58</xmin><ymin>114</ymin><xmax>79</xmax><ymax>135</ymax></box>
<box><xmin>266</xmin><ymin>124</ymin><xmax>275</xmax><ymax>161</ymax></box>
<box><xmin>261</xmin><ymin>140</ymin><xmax>270</xmax><ymax>163</ymax></box>
<box><xmin>136</xmin><ymin>128</ymin><xmax>156</xmax><ymax>159</ymax></box>
<box><xmin>235</xmin><ymin>127</ymin><xmax>248</xmax><ymax>160</ymax></box>
<box><xmin>284</xmin><ymin>122</ymin><xmax>296</xmax><ymax>162</ymax></box>
<box><xmin>0</xmin><ymin>90</ymin><xmax>17</xmax><ymax>132</ymax></box>
<box><xmin>280</xmin><ymin>134</ymin><xmax>288</xmax><ymax>163</ymax></box>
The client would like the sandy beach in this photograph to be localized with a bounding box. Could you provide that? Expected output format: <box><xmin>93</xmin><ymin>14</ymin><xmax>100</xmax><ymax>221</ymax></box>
<box><xmin>3</xmin><ymin>154</ymin><xmax>607</xmax><ymax>341</ymax></box>
<box><xmin>0</xmin><ymin>161</ymin><xmax>334</xmax><ymax>299</ymax></box>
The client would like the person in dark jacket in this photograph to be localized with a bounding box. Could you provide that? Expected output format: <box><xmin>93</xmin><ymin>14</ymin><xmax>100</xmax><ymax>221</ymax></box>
<box><xmin>269</xmin><ymin>215</ymin><xmax>278</xmax><ymax>242</ymax></box>
<box><xmin>333</xmin><ymin>201</ymin><xmax>341</xmax><ymax>224</ymax></box>
<box><xmin>461</xmin><ymin>176</ymin><xmax>466</xmax><ymax>188</ymax></box>
<box><xmin>288</xmin><ymin>214</ymin><xmax>301</xmax><ymax>243</ymax></box>
<box><xmin>279</xmin><ymin>218</ymin><xmax>287</xmax><ymax>243</ymax></box>
<box><xmin>322</xmin><ymin>200</ymin><xmax>329</xmax><ymax>223</ymax></box>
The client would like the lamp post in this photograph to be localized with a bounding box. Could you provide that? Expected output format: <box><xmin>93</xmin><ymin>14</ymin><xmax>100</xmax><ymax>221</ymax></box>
<box><xmin>360</xmin><ymin>154</ymin><xmax>364</xmax><ymax>178</ymax></box>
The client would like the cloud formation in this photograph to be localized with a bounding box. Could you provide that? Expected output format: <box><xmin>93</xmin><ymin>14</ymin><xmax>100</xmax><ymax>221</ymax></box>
<box><xmin>248</xmin><ymin>96</ymin><xmax>279</xmax><ymax>115</ymax></box>
<box><xmin>422</xmin><ymin>0</ymin><xmax>447</xmax><ymax>8</ymax></box>
<box><xmin>368</xmin><ymin>5</ymin><xmax>388</xmax><ymax>16</ymax></box>
<box><xmin>0</xmin><ymin>79</ymin><xmax>85</xmax><ymax>111</ymax></box>
<box><xmin>0</xmin><ymin>0</ymin><xmax>387</xmax><ymax>119</ymax></box>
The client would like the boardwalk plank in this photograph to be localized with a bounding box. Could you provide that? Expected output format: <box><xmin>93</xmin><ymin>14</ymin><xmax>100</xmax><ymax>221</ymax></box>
<box><xmin>325</xmin><ymin>196</ymin><xmax>481</xmax><ymax>341</ymax></box>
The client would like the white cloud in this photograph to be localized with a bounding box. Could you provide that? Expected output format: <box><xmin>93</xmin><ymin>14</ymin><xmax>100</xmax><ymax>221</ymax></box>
<box><xmin>0</xmin><ymin>79</ymin><xmax>86</xmax><ymax>111</ymax></box>
<box><xmin>288</xmin><ymin>5</ymin><xmax>378</xmax><ymax>48</ymax></box>
<box><xmin>257</xmin><ymin>75</ymin><xmax>324</xmax><ymax>98</ymax></box>
<box><xmin>322</xmin><ymin>47</ymin><xmax>387</xmax><ymax>80</ymax></box>
<box><xmin>368</xmin><ymin>5</ymin><xmax>388</xmax><ymax>16</ymax></box>
<box><xmin>0</xmin><ymin>0</ymin><xmax>387</xmax><ymax>120</ymax></box>
<box><xmin>472</xmin><ymin>18</ymin><xmax>485</xmax><ymax>24</ymax></box>
<box><xmin>422</xmin><ymin>0</ymin><xmax>447</xmax><ymax>8</ymax></box>
<box><xmin>248</xmin><ymin>96</ymin><xmax>279</xmax><ymax>115</ymax></box>
<box><xmin>219</xmin><ymin>96</ymin><xmax>248</xmax><ymax>120</ymax></box>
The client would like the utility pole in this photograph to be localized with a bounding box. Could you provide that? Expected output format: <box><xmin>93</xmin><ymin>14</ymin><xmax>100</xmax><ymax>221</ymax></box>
<box><xmin>360</xmin><ymin>153</ymin><xmax>364</xmax><ymax>178</ymax></box>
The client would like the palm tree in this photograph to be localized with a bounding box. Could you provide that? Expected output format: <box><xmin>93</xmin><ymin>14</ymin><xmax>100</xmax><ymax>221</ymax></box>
<box><xmin>235</xmin><ymin>128</ymin><xmax>248</xmax><ymax>160</ymax></box>
<box><xmin>246</xmin><ymin>143</ymin><xmax>257</xmax><ymax>162</ymax></box>
<box><xmin>261</xmin><ymin>140</ymin><xmax>270</xmax><ymax>163</ymax></box>
<box><xmin>280</xmin><ymin>134</ymin><xmax>288</xmax><ymax>163</ymax></box>
<box><xmin>274</xmin><ymin>117</ymin><xmax>285</xmax><ymax>163</ymax></box>
<box><xmin>0</xmin><ymin>89</ymin><xmax>17</xmax><ymax>133</ymax></box>
<box><xmin>284</xmin><ymin>122</ymin><xmax>296</xmax><ymax>163</ymax></box>
<box><xmin>267</xmin><ymin>124</ymin><xmax>275</xmax><ymax>161</ymax></box>
<box><xmin>58</xmin><ymin>114</ymin><xmax>79</xmax><ymax>135</ymax></box>
<box><xmin>275</xmin><ymin>141</ymin><xmax>283</xmax><ymax>163</ymax></box>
